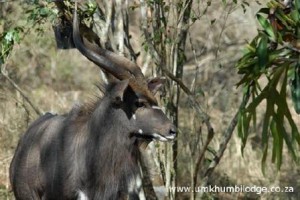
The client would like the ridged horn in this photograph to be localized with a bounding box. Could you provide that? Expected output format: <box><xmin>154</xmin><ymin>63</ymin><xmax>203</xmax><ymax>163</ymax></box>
<box><xmin>72</xmin><ymin>3</ymin><xmax>157</xmax><ymax>103</ymax></box>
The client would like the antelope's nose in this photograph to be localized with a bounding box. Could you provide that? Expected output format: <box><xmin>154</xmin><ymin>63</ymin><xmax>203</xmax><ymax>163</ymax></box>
<box><xmin>169</xmin><ymin>126</ymin><xmax>177</xmax><ymax>136</ymax></box>
<box><xmin>165</xmin><ymin>126</ymin><xmax>176</xmax><ymax>140</ymax></box>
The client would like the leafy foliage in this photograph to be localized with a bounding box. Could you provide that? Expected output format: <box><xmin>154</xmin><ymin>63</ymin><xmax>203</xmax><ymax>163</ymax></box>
<box><xmin>236</xmin><ymin>0</ymin><xmax>300</xmax><ymax>172</ymax></box>
<box><xmin>0</xmin><ymin>27</ymin><xmax>22</xmax><ymax>65</ymax></box>
<box><xmin>0</xmin><ymin>1</ymin><xmax>56</xmax><ymax>66</ymax></box>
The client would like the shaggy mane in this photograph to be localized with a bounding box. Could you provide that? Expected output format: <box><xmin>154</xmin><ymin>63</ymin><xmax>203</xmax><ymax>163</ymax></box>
<box><xmin>71</xmin><ymin>83</ymin><xmax>107</xmax><ymax>122</ymax></box>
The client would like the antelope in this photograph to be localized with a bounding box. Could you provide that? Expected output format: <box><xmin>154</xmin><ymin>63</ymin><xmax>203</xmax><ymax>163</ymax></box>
<box><xmin>9</xmin><ymin>5</ymin><xmax>176</xmax><ymax>200</ymax></box>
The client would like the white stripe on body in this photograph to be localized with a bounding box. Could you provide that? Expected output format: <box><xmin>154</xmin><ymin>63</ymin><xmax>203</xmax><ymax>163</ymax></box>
<box><xmin>78</xmin><ymin>190</ymin><xmax>88</xmax><ymax>200</ymax></box>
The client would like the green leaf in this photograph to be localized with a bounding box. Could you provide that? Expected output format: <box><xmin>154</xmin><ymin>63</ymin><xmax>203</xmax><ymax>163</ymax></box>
<box><xmin>245</xmin><ymin>43</ymin><xmax>256</xmax><ymax>53</ymax></box>
<box><xmin>274</xmin><ymin>113</ymin><xmax>297</xmax><ymax>162</ymax></box>
<box><xmin>279</xmin><ymin>9</ymin><xmax>296</xmax><ymax>26</ymax></box>
<box><xmin>257</xmin><ymin>7</ymin><xmax>270</xmax><ymax>15</ymax></box>
<box><xmin>238</xmin><ymin>112</ymin><xmax>243</xmax><ymax>141</ymax></box>
<box><xmin>242</xmin><ymin>113</ymin><xmax>251</xmax><ymax>148</ymax></box>
<box><xmin>245</xmin><ymin>91</ymin><xmax>267</xmax><ymax>113</ymax></box>
<box><xmin>274</xmin><ymin>68</ymin><xmax>300</xmax><ymax>147</ymax></box>
<box><xmin>278</xmin><ymin>90</ymin><xmax>300</xmax><ymax>145</ymax></box>
<box><xmin>0</xmin><ymin>28</ymin><xmax>22</xmax><ymax>64</ymax></box>
<box><xmin>296</xmin><ymin>0</ymin><xmax>300</xmax><ymax>12</ymax></box>
<box><xmin>236</xmin><ymin>74</ymin><xmax>251</xmax><ymax>86</ymax></box>
<box><xmin>257</xmin><ymin>35</ymin><xmax>268</xmax><ymax>70</ymax></box>
<box><xmin>257</xmin><ymin>14</ymin><xmax>276</xmax><ymax>41</ymax></box>
<box><xmin>238</xmin><ymin>111</ymin><xmax>252</xmax><ymax>154</ymax></box>
<box><xmin>261</xmin><ymin>143</ymin><xmax>268</xmax><ymax>175</ymax></box>
<box><xmin>269</xmin><ymin>48</ymin><xmax>291</xmax><ymax>62</ymax></box>
<box><xmin>262</xmin><ymin>98</ymin><xmax>273</xmax><ymax>145</ymax></box>
<box><xmin>236</xmin><ymin>0</ymin><xmax>300</xmax><ymax>172</ymax></box>
<box><xmin>290</xmin><ymin>10</ymin><xmax>300</xmax><ymax>22</ymax></box>
<box><xmin>270</xmin><ymin>119</ymin><xmax>283</xmax><ymax>170</ymax></box>
<box><xmin>236</xmin><ymin>57</ymin><xmax>258</xmax><ymax>71</ymax></box>
<box><xmin>270</xmin><ymin>119</ymin><xmax>277</xmax><ymax>163</ymax></box>
<box><xmin>291</xmin><ymin>65</ymin><xmax>300</xmax><ymax>114</ymax></box>
<box><xmin>39</xmin><ymin>7</ymin><xmax>50</xmax><ymax>17</ymax></box>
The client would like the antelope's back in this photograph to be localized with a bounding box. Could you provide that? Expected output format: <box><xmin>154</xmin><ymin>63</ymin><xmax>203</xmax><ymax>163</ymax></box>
<box><xmin>9</xmin><ymin>112</ymin><xmax>65</xmax><ymax>199</ymax></box>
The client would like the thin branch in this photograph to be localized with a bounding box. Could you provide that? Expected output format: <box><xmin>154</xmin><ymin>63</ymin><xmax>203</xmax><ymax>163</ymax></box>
<box><xmin>115</xmin><ymin>0</ymin><xmax>124</xmax><ymax>54</ymax></box>
<box><xmin>197</xmin><ymin>89</ymin><xmax>250</xmax><ymax>198</ymax></box>
<box><xmin>283</xmin><ymin>42</ymin><xmax>300</xmax><ymax>53</ymax></box>
<box><xmin>164</xmin><ymin>61</ymin><xmax>250</xmax><ymax>195</ymax></box>
<box><xmin>140</xmin><ymin>0</ymin><xmax>161</xmax><ymax>63</ymax></box>
<box><xmin>193</xmin><ymin>123</ymin><xmax>214</xmax><ymax>191</ymax></box>
<box><xmin>188</xmin><ymin>31</ymin><xmax>201</xmax><ymax>93</ymax></box>
<box><xmin>123</xmin><ymin>1</ymin><xmax>139</xmax><ymax>61</ymax></box>
<box><xmin>161</xmin><ymin>68</ymin><xmax>192</xmax><ymax>96</ymax></box>
<box><xmin>94</xmin><ymin>0</ymin><xmax>112</xmax><ymax>45</ymax></box>
<box><xmin>161</xmin><ymin>67</ymin><xmax>212</xmax><ymax>123</ymax></box>
<box><xmin>1</xmin><ymin>65</ymin><xmax>42</xmax><ymax>116</ymax></box>
<box><xmin>163</xmin><ymin>65</ymin><xmax>215</xmax><ymax>200</ymax></box>
<box><xmin>215</xmin><ymin>3</ymin><xmax>234</xmax><ymax>58</ymax></box>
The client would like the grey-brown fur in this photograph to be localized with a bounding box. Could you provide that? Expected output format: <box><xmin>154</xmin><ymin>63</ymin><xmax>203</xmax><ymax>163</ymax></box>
<box><xmin>10</xmin><ymin>80</ymin><xmax>176</xmax><ymax>200</ymax></box>
<box><xmin>10</xmin><ymin>4</ymin><xmax>176</xmax><ymax>199</ymax></box>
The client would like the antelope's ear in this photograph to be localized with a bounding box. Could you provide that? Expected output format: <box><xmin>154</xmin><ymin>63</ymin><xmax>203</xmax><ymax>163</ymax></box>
<box><xmin>147</xmin><ymin>77</ymin><xmax>166</xmax><ymax>94</ymax></box>
<box><xmin>112</xmin><ymin>79</ymin><xmax>129</xmax><ymax>104</ymax></box>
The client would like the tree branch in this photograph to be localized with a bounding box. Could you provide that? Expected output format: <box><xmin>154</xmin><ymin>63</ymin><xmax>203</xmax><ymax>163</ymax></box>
<box><xmin>197</xmin><ymin>89</ymin><xmax>250</xmax><ymax>198</ymax></box>
<box><xmin>1</xmin><ymin>65</ymin><xmax>42</xmax><ymax>116</ymax></box>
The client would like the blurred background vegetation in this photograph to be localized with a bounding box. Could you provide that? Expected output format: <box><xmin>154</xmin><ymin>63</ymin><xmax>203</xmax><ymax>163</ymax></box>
<box><xmin>1</xmin><ymin>0</ymin><xmax>300</xmax><ymax>199</ymax></box>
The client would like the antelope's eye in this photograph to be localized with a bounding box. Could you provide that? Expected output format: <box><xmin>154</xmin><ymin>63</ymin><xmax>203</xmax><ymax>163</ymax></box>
<box><xmin>135</xmin><ymin>100</ymin><xmax>146</xmax><ymax>108</ymax></box>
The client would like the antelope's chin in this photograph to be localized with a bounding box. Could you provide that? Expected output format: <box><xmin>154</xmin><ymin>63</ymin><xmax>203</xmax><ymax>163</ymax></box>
<box><xmin>151</xmin><ymin>133</ymin><xmax>176</xmax><ymax>142</ymax></box>
<box><xmin>133</xmin><ymin>132</ymin><xmax>176</xmax><ymax>142</ymax></box>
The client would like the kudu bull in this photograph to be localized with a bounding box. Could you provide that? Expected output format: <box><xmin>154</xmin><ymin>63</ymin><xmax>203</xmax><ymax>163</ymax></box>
<box><xmin>10</xmin><ymin>6</ymin><xmax>176</xmax><ymax>200</ymax></box>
